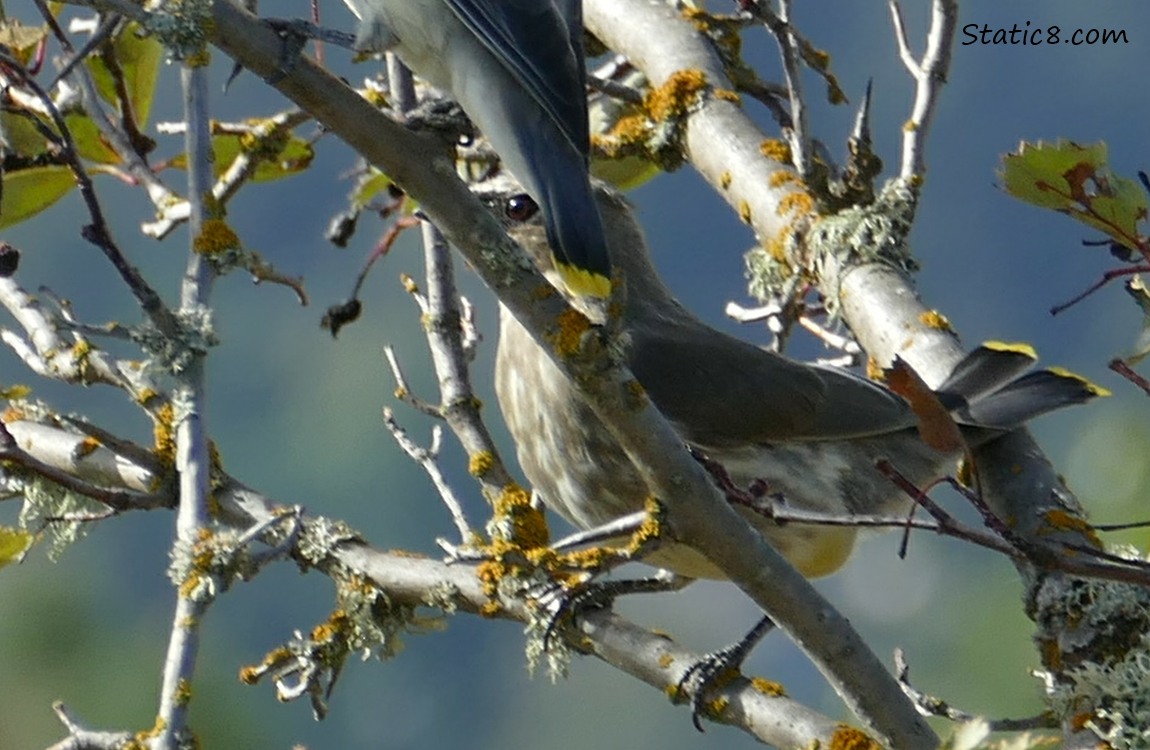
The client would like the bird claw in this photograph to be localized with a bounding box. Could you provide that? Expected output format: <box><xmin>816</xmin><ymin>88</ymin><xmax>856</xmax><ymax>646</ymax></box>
<box><xmin>261</xmin><ymin>18</ymin><xmax>359</xmax><ymax>84</ymax></box>
<box><xmin>260</xmin><ymin>19</ymin><xmax>313</xmax><ymax>84</ymax></box>
<box><xmin>532</xmin><ymin>573</ymin><xmax>684</xmax><ymax>652</ymax></box>
<box><xmin>533</xmin><ymin>578</ymin><xmax>620</xmax><ymax>652</ymax></box>
<box><xmin>675</xmin><ymin>615</ymin><xmax>776</xmax><ymax>732</ymax></box>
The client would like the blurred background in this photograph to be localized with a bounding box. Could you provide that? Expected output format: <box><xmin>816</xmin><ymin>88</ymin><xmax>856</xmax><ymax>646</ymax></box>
<box><xmin>1</xmin><ymin>1</ymin><xmax>1148</xmax><ymax>748</ymax></box>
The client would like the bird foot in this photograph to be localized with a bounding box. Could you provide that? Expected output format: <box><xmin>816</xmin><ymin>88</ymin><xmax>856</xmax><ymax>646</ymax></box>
<box><xmin>675</xmin><ymin>614</ymin><xmax>776</xmax><ymax>731</ymax></box>
<box><xmin>534</xmin><ymin>571</ymin><xmax>683</xmax><ymax>652</ymax></box>
<box><xmin>259</xmin><ymin>18</ymin><xmax>358</xmax><ymax>85</ymax></box>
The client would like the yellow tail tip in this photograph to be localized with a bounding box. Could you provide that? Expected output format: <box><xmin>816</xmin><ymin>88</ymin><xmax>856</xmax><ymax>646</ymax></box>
<box><xmin>555</xmin><ymin>261</ymin><xmax>612</xmax><ymax>299</ymax></box>
<box><xmin>981</xmin><ymin>340</ymin><xmax>1038</xmax><ymax>359</ymax></box>
<box><xmin>1046</xmin><ymin>367</ymin><xmax>1113</xmax><ymax>397</ymax></box>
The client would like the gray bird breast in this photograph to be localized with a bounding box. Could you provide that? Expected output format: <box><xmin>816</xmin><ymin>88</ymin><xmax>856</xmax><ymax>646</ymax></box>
<box><xmin>495</xmin><ymin>306</ymin><xmax>956</xmax><ymax>581</ymax></box>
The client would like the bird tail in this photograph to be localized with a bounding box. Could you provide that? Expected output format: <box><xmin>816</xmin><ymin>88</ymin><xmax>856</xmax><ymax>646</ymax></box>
<box><xmin>936</xmin><ymin>341</ymin><xmax>1109</xmax><ymax>429</ymax></box>
<box><xmin>502</xmin><ymin>108</ymin><xmax>613</xmax><ymax>299</ymax></box>
<box><xmin>537</xmin><ymin>174</ymin><xmax>613</xmax><ymax>299</ymax></box>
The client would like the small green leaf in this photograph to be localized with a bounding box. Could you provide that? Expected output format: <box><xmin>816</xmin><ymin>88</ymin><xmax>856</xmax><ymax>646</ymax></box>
<box><xmin>65</xmin><ymin>112</ymin><xmax>122</xmax><ymax>165</ymax></box>
<box><xmin>0</xmin><ymin>112</ymin><xmax>51</xmax><ymax>159</ymax></box>
<box><xmin>0</xmin><ymin>526</ymin><xmax>34</xmax><ymax>570</ymax></box>
<box><xmin>1000</xmin><ymin>140</ymin><xmax>1148</xmax><ymax>253</ymax></box>
<box><xmin>86</xmin><ymin>22</ymin><xmax>164</xmax><ymax>128</ymax></box>
<box><xmin>0</xmin><ymin>384</ymin><xmax>33</xmax><ymax>400</ymax></box>
<box><xmin>0</xmin><ymin>166</ymin><xmax>76</xmax><ymax>230</ymax></box>
<box><xmin>169</xmin><ymin>132</ymin><xmax>316</xmax><ymax>183</ymax></box>
<box><xmin>351</xmin><ymin>171</ymin><xmax>395</xmax><ymax>209</ymax></box>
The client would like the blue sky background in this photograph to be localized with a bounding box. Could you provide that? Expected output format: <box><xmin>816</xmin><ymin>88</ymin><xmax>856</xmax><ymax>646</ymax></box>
<box><xmin>2</xmin><ymin>2</ymin><xmax>1149</xmax><ymax>748</ymax></box>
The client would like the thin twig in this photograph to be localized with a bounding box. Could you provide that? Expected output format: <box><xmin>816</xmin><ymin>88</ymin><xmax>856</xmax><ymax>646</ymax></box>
<box><xmin>894</xmin><ymin>649</ymin><xmax>1057</xmax><ymax>731</ymax></box>
<box><xmin>383</xmin><ymin>345</ymin><xmax>442</xmax><ymax>417</ymax></box>
<box><xmin>382</xmin><ymin>408</ymin><xmax>472</xmax><ymax>542</ymax></box>
<box><xmin>889</xmin><ymin>0</ymin><xmax>958</xmax><ymax>180</ymax></box>
<box><xmin>0</xmin><ymin>48</ymin><xmax>181</xmax><ymax>337</ymax></box>
<box><xmin>47</xmin><ymin>702</ymin><xmax>134</xmax><ymax>750</ymax></box>
<box><xmin>1051</xmin><ymin>265</ymin><xmax>1150</xmax><ymax>316</ymax></box>
<box><xmin>154</xmin><ymin>62</ymin><xmax>216</xmax><ymax>748</ymax></box>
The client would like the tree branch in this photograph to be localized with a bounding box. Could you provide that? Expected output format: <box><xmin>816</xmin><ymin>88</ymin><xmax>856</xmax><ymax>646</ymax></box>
<box><xmin>194</xmin><ymin>2</ymin><xmax>937</xmax><ymax>745</ymax></box>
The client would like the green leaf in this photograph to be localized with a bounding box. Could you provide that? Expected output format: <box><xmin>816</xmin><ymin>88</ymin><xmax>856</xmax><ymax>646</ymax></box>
<box><xmin>0</xmin><ymin>112</ymin><xmax>51</xmax><ymax>159</ymax></box>
<box><xmin>1000</xmin><ymin>140</ymin><xmax>1148</xmax><ymax>253</ymax></box>
<box><xmin>351</xmin><ymin>170</ymin><xmax>395</xmax><ymax>210</ymax></box>
<box><xmin>85</xmin><ymin>22</ymin><xmax>164</xmax><ymax>128</ymax></box>
<box><xmin>169</xmin><ymin>132</ymin><xmax>316</xmax><ymax>183</ymax></box>
<box><xmin>0</xmin><ymin>526</ymin><xmax>33</xmax><ymax>570</ymax></box>
<box><xmin>0</xmin><ymin>166</ymin><xmax>76</xmax><ymax>230</ymax></box>
<box><xmin>0</xmin><ymin>384</ymin><xmax>33</xmax><ymax>400</ymax></box>
<box><xmin>64</xmin><ymin>112</ymin><xmax>122</xmax><ymax>165</ymax></box>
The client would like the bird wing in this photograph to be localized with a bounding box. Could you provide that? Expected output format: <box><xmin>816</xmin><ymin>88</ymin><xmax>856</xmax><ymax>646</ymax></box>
<box><xmin>445</xmin><ymin>0</ymin><xmax>590</xmax><ymax>158</ymax></box>
<box><xmin>627</xmin><ymin>324</ymin><xmax>917</xmax><ymax>446</ymax></box>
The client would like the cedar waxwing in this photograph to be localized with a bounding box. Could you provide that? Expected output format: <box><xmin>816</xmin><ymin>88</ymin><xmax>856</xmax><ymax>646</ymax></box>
<box><xmin>487</xmin><ymin>178</ymin><xmax>1105</xmax><ymax>579</ymax></box>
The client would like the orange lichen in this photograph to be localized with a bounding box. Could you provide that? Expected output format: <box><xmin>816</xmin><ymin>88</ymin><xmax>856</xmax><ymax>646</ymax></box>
<box><xmin>612</xmin><ymin>112</ymin><xmax>652</xmax><ymax>144</ymax></box>
<box><xmin>830</xmin><ymin>725</ymin><xmax>881</xmax><ymax>750</ymax></box>
<box><xmin>768</xmin><ymin>170</ymin><xmax>800</xmax><ymax>189</ymax></box>
<box><xmin>468</xmin><ymin>451</ymin><xmax>495</xmax><ymax>478</ymax></box>
<box><xmin>760</xmin><ymin>139</ymin><xmax>792</xmax><ymax>164</ymax></box>
<box><xmin>646</xmin><ymin>70</ymin><xmax>708</xmax><ymax>123</ymax></box>
<box><xmin>764</xmin><ymin>231</ymin><xmax>791</xmax><ymax>263</ymax></box>
<box><xmin>193</xmin><ymin>219</ymin><xmax>240</xmax><ymax>256</ymax></box>
<box><xmin>555</xmin><ymin>545</ymin><xmax>617</xmax><ymax>573</ymax></box>
<box><xmin>135</xmin><ymin>387</ymin><xmax>161</xmax><ymax>407</ymax></box>
<box><xmin>865</xmin><ymin>357</ymin><xmax>885</xmax><ymax>381</ymax></box>
<box><xmin>777</xmin><ymin>191</ymin><xmax>814</xmax><ymax>218</ymax></box>
<box><xmin>493</xmin><ymin>483</ymin><xmax>550</xmax><ymax>550</ymax></box>
<box><xmin>310</xmin><ymin>611</ymin><xmax>351</xmax><ymax>643</ymax></box>
<box><xmin>153</xmin><ymin>401</ymin><xmax>177</xmax><ymax>468</ymax></box>
<box><xmin>174</xmin><ymin>677</ymin><xmax>193</xmax><ymax>707</ymax></box>
<box><xmin>750</xmin><ymin>677</ymin><xmax>786</xmax><ymax>697</ymax></box>
<box><xmin>919</xmin><ymin>309</ymin><xmax>953</xmax><ymax>332</ymax></box>
<box><xmin>547</xmin><ymin>308</ymin><xmax>593</xmax><ymax>357</ymax></box>
<box><xmin>738</xmin><ymin>200</ymin><xmax>752</xmax><ymax>224</ymax></box>
<box><xmin>1070</xmin><ymin>711</ymin><xmax>1093</xmax><ymax>731</ymax></box>
<box><xmin>628</xmin><ymin>497</ymin><xmax>666</xmax><ymax>552</ymax></box>
<box><xmin>75</xmin><ymin>435</ymin><xmax>101</xmax><ymax>458</ymax></box>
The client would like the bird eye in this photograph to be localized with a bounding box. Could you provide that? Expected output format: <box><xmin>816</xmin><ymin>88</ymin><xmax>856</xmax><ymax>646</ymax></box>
<box><xmin>504</xmin><ymin>194</ymin><xmax>540</xmax><ymax>222</ymax></box>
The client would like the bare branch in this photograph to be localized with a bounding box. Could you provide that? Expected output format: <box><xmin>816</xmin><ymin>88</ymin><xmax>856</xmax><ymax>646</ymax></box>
<box><xmin>895</xmin><ymin>649</ymin><xmax>1057</xmax><ymax>732</ymax></box>
<box><xmin>47</xmin><ymin>702</ymin><xmax>133</xmax><ymax>750</ymax></box>
<box><xmin>154</xmin><ymin>62</ymin><xmax>217</xmax><ymax>748</ymax></box>
<box><xmin>382</xmin><ymin>408</ymin><xmax>472</xmax><ymax>542</ymax></box>
<box><xmin>889</xmin><ymin>0</ymin><xmax>959</xmax><ymax>180</ymax></box>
